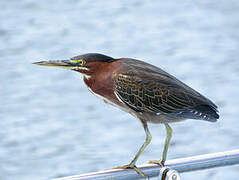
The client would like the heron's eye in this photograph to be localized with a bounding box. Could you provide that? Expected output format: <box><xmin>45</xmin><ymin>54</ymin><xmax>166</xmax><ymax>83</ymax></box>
<box><xmin>71</xmin><ymin>59</ymin><xmax>86</xmax><ymax>66</ymax></box>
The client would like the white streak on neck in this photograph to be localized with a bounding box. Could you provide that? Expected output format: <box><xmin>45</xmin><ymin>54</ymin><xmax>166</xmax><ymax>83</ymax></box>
<box><xmin>75</xmin><ymin>67</ymin><xmax>89</xmax><ymax>71</ymax></box>
<box><xmin>84</xmin><ymin>75</ymin><xmax>91</xmax><ymax>80</ymax></box>
<box><xmin>87</xmin><ymin>86</ymin><xmax>112</xmax><ymax>104</ymax></box>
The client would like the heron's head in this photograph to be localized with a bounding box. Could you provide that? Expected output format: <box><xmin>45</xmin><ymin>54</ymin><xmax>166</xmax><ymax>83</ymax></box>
<box><xmin>33</xmin><ymin>53</ymin><xmax>116</xmax><ymax>77</ymax></box>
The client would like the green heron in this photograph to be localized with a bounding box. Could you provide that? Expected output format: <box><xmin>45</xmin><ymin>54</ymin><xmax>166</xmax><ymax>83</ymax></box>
<box><xmin>34</xmin><ymin>53</ymin><xmax>219</xmax><ymax>176</ymax></box>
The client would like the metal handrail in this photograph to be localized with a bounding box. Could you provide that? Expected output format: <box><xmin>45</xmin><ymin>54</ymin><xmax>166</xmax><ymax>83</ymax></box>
<box><xmin>52</xmin><ymin>149</ymin><xmax>239</xmax><ymax>180</ymax></box>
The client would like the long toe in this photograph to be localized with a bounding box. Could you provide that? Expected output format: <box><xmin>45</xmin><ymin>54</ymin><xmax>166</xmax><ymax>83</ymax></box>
<box><xmin>147</xmin><ymin>159</ymin><xmax>164</xmax><ymax>167</ymax></box>
<box><xmin>112</xmin><ymin>164</ymin><xmax>146</xmax><ymax>177</ymax></box>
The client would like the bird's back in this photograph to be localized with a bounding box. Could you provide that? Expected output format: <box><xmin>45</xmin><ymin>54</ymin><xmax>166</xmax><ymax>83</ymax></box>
<box><xmin>113</xmin><ymin>58</ymin><xmax>219</xmax><ymax>123</ymax></box>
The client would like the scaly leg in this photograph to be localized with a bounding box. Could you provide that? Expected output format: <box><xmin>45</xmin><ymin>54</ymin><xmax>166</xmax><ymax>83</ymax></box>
<box><xmin>113</xmin><ymin>121</ymin><xmax>152</xmax><ymax>177</ymax></box>
<box><xmin>147</xmin><ymin>123</ymin><xmax>172</xmax><ymax>166</ymax></box>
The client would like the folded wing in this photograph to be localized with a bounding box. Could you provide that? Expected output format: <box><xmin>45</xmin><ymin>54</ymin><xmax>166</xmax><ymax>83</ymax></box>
<box><xmin>113</xmin><ymin>61</ymin><xmax>219</xmax><ymax>122</ymax></box>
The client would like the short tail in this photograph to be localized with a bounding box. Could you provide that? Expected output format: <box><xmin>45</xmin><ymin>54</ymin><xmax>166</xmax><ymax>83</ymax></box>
<box><xmin>193</xmin><ymin>104</ymin><xmax>219</xmax><ymax>122</ymax></box>
<box><xmin>169</xmin><ymin>104</ymin><xmax>219</xmax><ymax>122</ymax></box>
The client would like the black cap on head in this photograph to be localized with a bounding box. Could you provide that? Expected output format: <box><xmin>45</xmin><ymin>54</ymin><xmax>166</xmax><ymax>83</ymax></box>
<box><xmin>71</xmin><ymin>53</ymin><xmax>116</xmax><ymax>63</ymax></box>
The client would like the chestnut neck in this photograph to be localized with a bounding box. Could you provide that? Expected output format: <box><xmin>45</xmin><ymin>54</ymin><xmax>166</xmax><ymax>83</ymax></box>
<box><xmin>82</xmin><ymin>61</ymin><xmax>123</xmax><ymax>106</ymax></box>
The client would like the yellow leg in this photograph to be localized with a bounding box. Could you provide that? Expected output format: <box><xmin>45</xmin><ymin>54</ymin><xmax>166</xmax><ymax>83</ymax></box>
<box><xmin>148</xmin><ymin>123</ymin><xmax>172</xmax><ymax>166</ymax></box>
<box><xmin>113</xmin><ymin>121</ymin><xmax>152</xmax><ymax>177</ymax></box>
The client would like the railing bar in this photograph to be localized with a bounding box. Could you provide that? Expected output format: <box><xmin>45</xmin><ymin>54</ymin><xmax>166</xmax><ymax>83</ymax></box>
<box><xmin>52</xmin><ymin>149</ymin><xmax>239</xmax><ymax>180</ymax></box>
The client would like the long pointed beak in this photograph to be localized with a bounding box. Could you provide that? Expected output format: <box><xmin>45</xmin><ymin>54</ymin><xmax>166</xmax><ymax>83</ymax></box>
<box><xmin>33</xmin><ymin>60</ymin><xmax>75</xmax><ymax>70</ymax></box>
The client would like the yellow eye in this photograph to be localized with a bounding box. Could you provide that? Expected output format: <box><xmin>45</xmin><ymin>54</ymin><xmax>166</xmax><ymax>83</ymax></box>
<box><xmin>71</xmin><ymin>59</ymin><xmax>86</xmax><ymax>66</ymax></box>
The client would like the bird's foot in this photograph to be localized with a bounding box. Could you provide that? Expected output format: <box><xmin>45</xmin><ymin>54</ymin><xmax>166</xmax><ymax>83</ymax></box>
<box><xmin>112</xmin><ymin>164</ymin><xmax>146</xmax><ymax>177</ymax></box>
<box><xmin>147</xmin><ymin>159</ymin><xmax>164</xmax><ymax>167</ymax></box>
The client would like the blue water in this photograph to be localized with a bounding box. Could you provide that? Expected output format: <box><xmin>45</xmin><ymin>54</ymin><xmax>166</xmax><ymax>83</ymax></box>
<box><xmin>1</xmin><ymin>0</ymin><xmax>239</xmax><ymax>179</ymax></box>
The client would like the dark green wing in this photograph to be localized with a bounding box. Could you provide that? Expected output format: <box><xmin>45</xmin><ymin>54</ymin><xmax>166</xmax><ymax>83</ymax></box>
<box><xmin>113</xmin><ymin>62</ymin><xmax>219</xmax><ymax>122</ymax></box>
<box><xmin>114</xmin><ymin>73</ymin><xmax>194</xmax><ymax>113</ymax></box>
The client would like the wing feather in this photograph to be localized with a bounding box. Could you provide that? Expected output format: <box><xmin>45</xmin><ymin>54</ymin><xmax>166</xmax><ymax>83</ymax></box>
<box><xmin>113</xmin><ymin>61</ymin><xmax>219</xmax><ymax>122</ymax></box>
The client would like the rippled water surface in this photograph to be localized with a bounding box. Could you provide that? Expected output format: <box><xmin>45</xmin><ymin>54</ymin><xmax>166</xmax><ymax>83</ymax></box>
<box><xmin>1</xmin><ymin>0</ymin><xmax>239</xmax><ymax>179</ymax></box>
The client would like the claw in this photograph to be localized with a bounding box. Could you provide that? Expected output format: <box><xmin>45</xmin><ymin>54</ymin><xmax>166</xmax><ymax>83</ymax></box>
<box><xmin>147</xmin><ymin>159</ymin><xmax>164</xmax><ymax>167</ymax></box>
<box><xmin>112</xmin><ymin>164</ymin><xmax>147</xmax><ymax>177</ymax></box>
